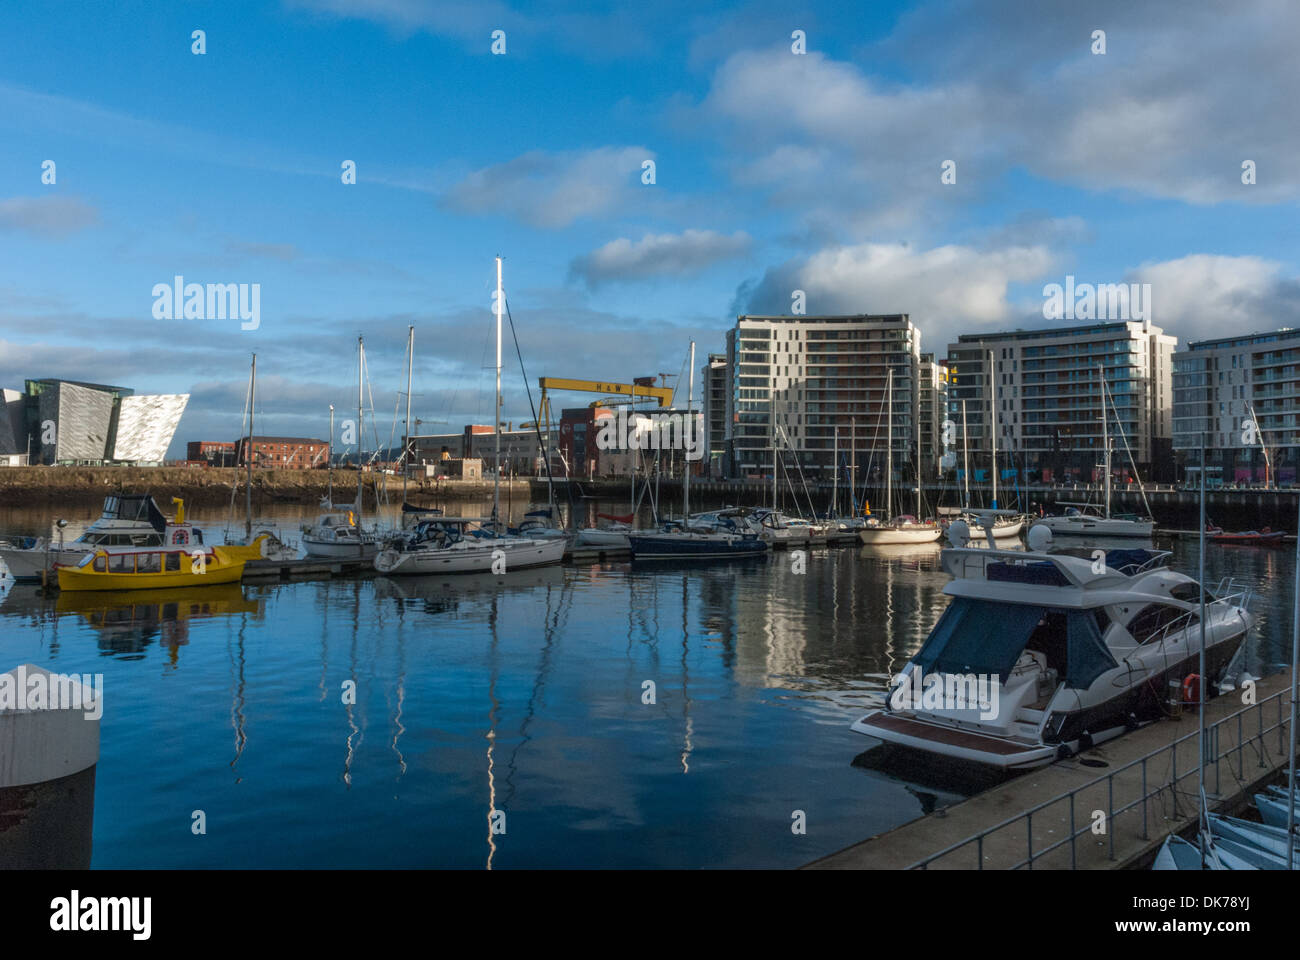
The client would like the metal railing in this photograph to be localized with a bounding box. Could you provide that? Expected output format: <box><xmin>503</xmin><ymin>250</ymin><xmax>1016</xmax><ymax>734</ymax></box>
<box><xmin>909</xmin><ymin>686</ymin><xmax>1292</xmax><ymax>869</ymax></box>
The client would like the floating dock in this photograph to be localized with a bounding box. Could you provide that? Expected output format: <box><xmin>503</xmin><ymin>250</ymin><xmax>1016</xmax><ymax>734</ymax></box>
<box><xmin>242</xmin><ymin>557</ymin><xmax>374</xmax><ymax>581</ymax></box>
<box><xmin>805</xmin><ymin>669</ymin><xmax>1296</xmax><ymax>870</ymax></box>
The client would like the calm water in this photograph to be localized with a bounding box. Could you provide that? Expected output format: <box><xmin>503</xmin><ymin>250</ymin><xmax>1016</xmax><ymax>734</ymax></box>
<box><xmin>0</xmin><ymin>503</ymin><xmax>1294</xmax><ymax>868</ymax></box>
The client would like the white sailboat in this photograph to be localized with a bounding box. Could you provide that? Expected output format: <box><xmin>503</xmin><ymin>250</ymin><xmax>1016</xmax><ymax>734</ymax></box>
<box><xmin>374</xmin><ymin>257</ymin><xmax>565</xmax><ymax>575</ymax></box>
<box><xmin>860</xmin><ymin>368</ymin><xmax>941</xmax><ymax>545</ymax></box>
<box><xmin>303</xmin><ymin>337</ymin><xmax>382</xmax><ymax>559</ymax></box>
<box><xmin>1036</xmin><ymin>365</ymin><xmax>1154</xmax><ymax>539</ymax></box>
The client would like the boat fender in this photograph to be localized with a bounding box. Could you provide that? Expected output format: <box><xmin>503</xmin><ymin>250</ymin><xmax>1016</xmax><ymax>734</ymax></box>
<box><xmin>1183</xmin><ymin>674</ymin><xmax>1201</xmax><ymax>706</ymax></box>
<box><xmin>1078</xmin><ymin>731</ymin><xmax>1094</xmax><ymax>752</ymax></box>
<box><xmin>1125</xmin><ymin>712</ymin><xmax>1140</xmax><ymax>732</ymax></box>
<box><xmin>1055</xmin><ymin>743</ymin><xmax>1074</xmax><ymax>761</ymax></box>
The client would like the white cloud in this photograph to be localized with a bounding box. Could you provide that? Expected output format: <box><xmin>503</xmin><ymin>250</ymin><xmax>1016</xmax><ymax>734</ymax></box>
<box><xmin>1128</xmin><ymin>254</ymin><xmax>1300</xmax><ymax>342</ymax></box>
<box><xmin>570</xmin><ymin>230</ymin><xmax>751</xmax><ymax>286</ymax></box>
<box><xmin>739</xmin><ymin>241</ymin><xmax>1056</xmax><ymax>351</ymax></box>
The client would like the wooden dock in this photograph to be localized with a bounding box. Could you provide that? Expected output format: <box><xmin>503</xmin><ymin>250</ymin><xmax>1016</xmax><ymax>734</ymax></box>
<box><xmin>242</xmin><ymin>557</ymin><xmax>374</xmax><ymax>581</ymax></box>
<box><xmin>804</xmin><ymin>669</ymin><xmax>1296</xmax><ymax>870</ymax></box>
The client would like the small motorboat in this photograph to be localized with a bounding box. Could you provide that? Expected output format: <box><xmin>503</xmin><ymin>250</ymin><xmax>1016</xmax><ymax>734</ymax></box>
<box><xmin>57</xmin><ymin>544</ymin><xmax>249</xmax><ymax>591</ymax></box>
<box><xmin>1205</xmin><ymin>524</ymin><xmax>1286</xmax><ymax>545</ymax></box>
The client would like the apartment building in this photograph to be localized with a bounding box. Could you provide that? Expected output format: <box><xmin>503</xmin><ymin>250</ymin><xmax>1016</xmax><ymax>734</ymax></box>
<box><xmin>723</xmin><ymin>314</ymin><xmax>922</xmax><ymax>482</ymax></box>
<box><xmin>1172</xmin><ymin>328</ymin><xmax>1300</xmax><ymax>485</ymax></box>
<box><xmin>918</xmin><ymin>353</ymin><xmax>949</xmax><ymax>479</ymax></box>
<box><xmin>701</xmin><ymin>353</ymin><xmax>728</xmax><ymax>478</ymax></box>
<box><xmin>945</xmin><ymin>320</ymin><xmax>1176</xmax><ymax>483</ymax></box>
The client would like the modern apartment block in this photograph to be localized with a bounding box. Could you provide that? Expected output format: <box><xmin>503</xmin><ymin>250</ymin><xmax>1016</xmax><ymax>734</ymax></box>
<box><xmin>1172</xmin><ymin>328</ymin><xmax>1300</xmax><ymax>485</ymax></box>
<box><xmin>945</xmin><ymin>320</ymin><xmax>1176</xmax><ymax>483</ymax></box>
<box><xmin>918</xmin><ymin>353</ymin><xmax>949</xmax><ymax>479</ymax></box>
<box><xmin>701</xmin><ymin>352</ymin><xmax>728</xmax><ymax>478</ymax></box>
<box><xmin>723</xmin><ymin>314</ymin><xmax>922</xmax><ymax>482</ymax></box>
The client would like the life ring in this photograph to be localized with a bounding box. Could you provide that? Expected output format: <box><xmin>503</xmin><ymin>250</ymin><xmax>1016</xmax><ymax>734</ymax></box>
<box><xmin>1183</xmin><ymin>674</ymin><xmax>1202</xmax><ymax>705</ymax></box>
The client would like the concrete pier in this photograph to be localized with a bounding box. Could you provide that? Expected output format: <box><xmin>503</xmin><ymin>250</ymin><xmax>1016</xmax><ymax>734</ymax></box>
<box><xmin>0</xmin><ymin>664</ymin><xmax>101</xmax><ymax>868</ymax></box>
<box><xmin>805</xmin><ymin>669</ymin><xmax>1295</xmax><ymax>870</ymax></box>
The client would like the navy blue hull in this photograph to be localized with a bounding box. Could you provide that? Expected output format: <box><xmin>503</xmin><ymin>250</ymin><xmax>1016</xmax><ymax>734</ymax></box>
<box><xmin>627</xmin><ymin>535</ymin><xmax>768</xmax><ymax>560</ymax></box>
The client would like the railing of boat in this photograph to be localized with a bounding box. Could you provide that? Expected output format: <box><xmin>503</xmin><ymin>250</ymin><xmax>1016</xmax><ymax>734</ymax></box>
<box><xmin>909</xmin><ymin>684</ymin><xmax>1292</xmax><ymax>870</ymax></box>
<box><xmin>1139</xmin><ymin>579</ymin><xmax>1254</xmax><ymax>650</ymax></box>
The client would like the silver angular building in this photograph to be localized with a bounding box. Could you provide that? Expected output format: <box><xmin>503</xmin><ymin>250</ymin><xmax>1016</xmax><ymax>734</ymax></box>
<box><xmin>13</xmin><ymin>379</ymin><xmax>189</xmax><ymax>466</ymax></box>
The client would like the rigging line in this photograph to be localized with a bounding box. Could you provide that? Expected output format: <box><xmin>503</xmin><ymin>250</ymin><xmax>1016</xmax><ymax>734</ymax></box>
<box><xmin>227</xmin><ymin>372</ymin><xmax>252</xmax><ymax>529</ymax></box>
<box><xmin>503</xmin><ymin>295</ymin><xmax>563</xmax><ymax>513</ymax></box>
<box><xmin>1106</xmin><ymin>380</ymin><xmax>1154</xmax><ymax>519</ymax></box>
<box><xmin>858</xmin><ymin>385</ymin><xmax>886</xmax><ymax>512</ymax></box>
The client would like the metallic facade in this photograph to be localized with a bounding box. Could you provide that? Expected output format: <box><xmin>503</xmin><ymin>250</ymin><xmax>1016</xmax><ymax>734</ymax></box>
<box><xmin>112</xmin><ymin>394</ymin><xmax>189</xmax><ymax>463</ymax></box>
<box><xmin>40</xmin><ymin>381</ymin><xmax>116</xmax><ymax>463</ymax></box>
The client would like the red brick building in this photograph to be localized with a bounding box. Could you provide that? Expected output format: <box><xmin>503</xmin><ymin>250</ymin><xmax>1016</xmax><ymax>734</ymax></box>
<box><xmin>234</xmin><ymin>436</ymin><xmax>329</xmax><ymax>469</ymax></box>
<box><xmin>187</xmin><ymin>441</ymin><xmax>237</xmax><ymax>467</ymax></box>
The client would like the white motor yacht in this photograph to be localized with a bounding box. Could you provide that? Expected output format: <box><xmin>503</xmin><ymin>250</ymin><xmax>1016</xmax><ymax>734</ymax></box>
<box><xmin>0</xmin><ymin>494</ymin><xmax>208</xmax><ymax>582</ymax></box>
<box><xmin>850</xmin><ymin>523</ymin><xmax>1252</xmax><ymax>770</ymax></box>
<box><xmin>301</xmin><ymin>510</ymin><xmax>381</xmax><ymax>559</ymax></box>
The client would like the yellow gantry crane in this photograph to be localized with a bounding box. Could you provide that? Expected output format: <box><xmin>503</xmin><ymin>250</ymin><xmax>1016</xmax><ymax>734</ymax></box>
<box><xmin>534</xmin><ymin>377</ymin><xmax>675</xmax><ymax>430</ymax></box>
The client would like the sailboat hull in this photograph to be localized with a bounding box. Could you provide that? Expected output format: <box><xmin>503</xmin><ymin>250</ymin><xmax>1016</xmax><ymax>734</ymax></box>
<box><xmin>376</xmin><ymin>536</ymin><xmax>566</xmax><ymax>575</ymax></box>
<box><xmin>858</xmin><ymin>525</ymin><xmax>942</xmax><ymax>545</ymax></box>
<box><xmin>1036</xmin><ymin>517</ymin><xmax>1154</xmax><ymax>537</ymax></box>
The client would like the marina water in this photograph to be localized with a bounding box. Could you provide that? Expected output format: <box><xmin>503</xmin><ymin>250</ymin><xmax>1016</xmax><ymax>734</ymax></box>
<box><xmin>0</xmin><ymin>503</ymin><xmax>1293</xmax><ymax>868</ymax></box>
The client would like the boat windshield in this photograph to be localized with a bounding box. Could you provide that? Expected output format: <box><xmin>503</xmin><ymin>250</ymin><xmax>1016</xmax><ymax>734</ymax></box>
<box><xmin>912</xmin><ymin>598</ymin><xmax>1117</xmax><ymax>687</ymax></box>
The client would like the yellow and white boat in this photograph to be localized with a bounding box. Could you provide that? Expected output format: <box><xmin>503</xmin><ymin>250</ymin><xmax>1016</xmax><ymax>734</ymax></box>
<box><xmin>57</xmin><ymin>544</ymin><xmax>249</xmax><ymax>591</ymax></box>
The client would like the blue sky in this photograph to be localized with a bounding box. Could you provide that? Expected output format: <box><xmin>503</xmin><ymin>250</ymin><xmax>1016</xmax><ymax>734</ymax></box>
<box><xmin>2</xmin><ymin>0</ymin><xmax>1298</xmax><ymax>455</ymax></box>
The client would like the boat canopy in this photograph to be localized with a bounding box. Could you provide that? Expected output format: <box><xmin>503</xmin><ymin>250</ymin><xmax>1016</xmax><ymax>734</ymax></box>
<box><xmin>103</xmin><ymin>494</ymin><xmax>166</xmax><ymax>532</ymax></box>
<box><xmin>911</xmin><ymin>598</ymin><xmax>1117</xmax><ymax>688</ymax></box>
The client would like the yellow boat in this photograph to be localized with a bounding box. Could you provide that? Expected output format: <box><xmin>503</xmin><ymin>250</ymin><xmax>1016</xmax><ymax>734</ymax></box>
<box><xmin>57</xmin><ymin>545</ymin><xmax>248</xmax><ymax>591</ymax></box>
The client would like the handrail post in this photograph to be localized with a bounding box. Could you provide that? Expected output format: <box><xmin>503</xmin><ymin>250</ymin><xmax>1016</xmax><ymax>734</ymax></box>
<box><xmin>1027</xmin><ymin>812</ymin><xmax>1033</xmax><ymax>870</ymax></box>
<box><xmin>1141</xmin><ymin>757</ymin><xmax>1149</xmax><ymax>840</ymax></box>
<box><xmin>1107</xmin><ymin>775</ymin><xmax>1115</xmax><ymax>861</ymax></box>
<box><xmin>1069</xmin><ymin>793</ymin><xmax>1076</xmax><ymax>869</ymax></box>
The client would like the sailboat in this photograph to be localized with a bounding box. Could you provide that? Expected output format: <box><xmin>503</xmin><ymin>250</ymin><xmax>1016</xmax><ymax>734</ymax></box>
<box><xmin>302</xmin><ymin>337</ymin><xmax>382</xmax><ymax>559</ymax></box>
<box><xmin>1036</xmin><ymin>365</ymin><xmax>1154</xmax><ymax>538</ymax></box>
<box><xmin>859</xmin><ymin>368</ymin><xmax>941</xmax><ymax>545</ymax></box>
<box><xmin>627</xmin><ymin>342</ymin><xmax>768</xmax><ymax>560</ymax></box>
<box><xmin>224</xmin><ymin>353</ymin><xmax>299</xmax><ymax>561</ymax></box>
<box><xmin>374</xmin><ymin>257</ymin><xmax>565</xmax><ymax>575</ymax></box>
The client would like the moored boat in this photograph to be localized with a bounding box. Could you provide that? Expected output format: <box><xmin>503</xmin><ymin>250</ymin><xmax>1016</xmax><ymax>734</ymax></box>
<box><xmin>850</xmin><ymin>523</ymin><xmax>1252</xmax><ymax>770</ymax></box>
<box><xmin>0</xmin><ymin>494</ymin><xmax>211</xmax><ymax>582</ymax></box>
<box><xmin>374</xmin><ymin>517</ymin><xmax>566</xmax><ymax>575</ymax></box>
<box><xmin>57</xmin><ymin>544</ymin><xmax>248</xmax><ymax>591</ymax></box>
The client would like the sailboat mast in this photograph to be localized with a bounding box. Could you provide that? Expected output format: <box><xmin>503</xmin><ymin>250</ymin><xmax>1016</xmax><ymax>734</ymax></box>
<box><xmin>851</xmin><ymin>416</ymin><xmax>856</xmax><ymax>514</ymax></box>
<box><xmin>989</xmin><ymin>350</ymin><xmax>997</xmax><ymax>510</ymax></box>
<box><xmin>357</xmin><ymin>336</ymin><xmax>364</xmax><ymax>523</ymax></box>
<box><xmin>1197</xmin><ymin>437</ymin><xmax>1208</xmax><ymax>867</ymax></box>
<box><xmin>1100</xmin><ymin>364</ymin><xmax>1110</xmax><ymax>519</ymax></box>
<box><xmin>915</xmin><ymin>366</ymin><xmax>922</xmax><ymax>518</ymax></box>
<box><xmin>832</xmin><ymin>426</ymin><xmax>838</xmax><ymax>516</ymax></box>
<box><xmin>246</xmin><ymin>353</ymin><xmax>255</xmax><ymax>537</ymax></box>
<box><xmin>328</xmin><ymin>404</ymin><xmax>334</xmax><ymax>506</ymax></box>
<box><xmin>403</xmin><ymin>325</ymin><xmax>414</xmax><ymax>504</ymax></box>
<box><xmin>962</xmin><ymin>399</ymin><xmax>970</xmax><ymax>509</ymax></box>
<box><xmin>494</xmin><ymin>256</ymin><xmax>503</xmax><ymax>533</ymax></box>
<box><xmin>886</xmin><ymin>368</ymin><xmax>893</xmax><ymax>522</ymax></box>
<box><xmin>685</xmin><ymin>341</ymin><xmax>694</xmax><ymax>518</ymax></box>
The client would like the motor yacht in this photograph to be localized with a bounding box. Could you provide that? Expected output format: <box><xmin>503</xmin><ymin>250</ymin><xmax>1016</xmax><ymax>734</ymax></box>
<box><xmin>0</xmin><ymin>494</ymin><xmax>208</xmax><ymax>582</ymax></box>
<box><xmin>850</xmin><ymin>522</ymin><xmax>1252</xmax><ymax>770</ymax></box>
